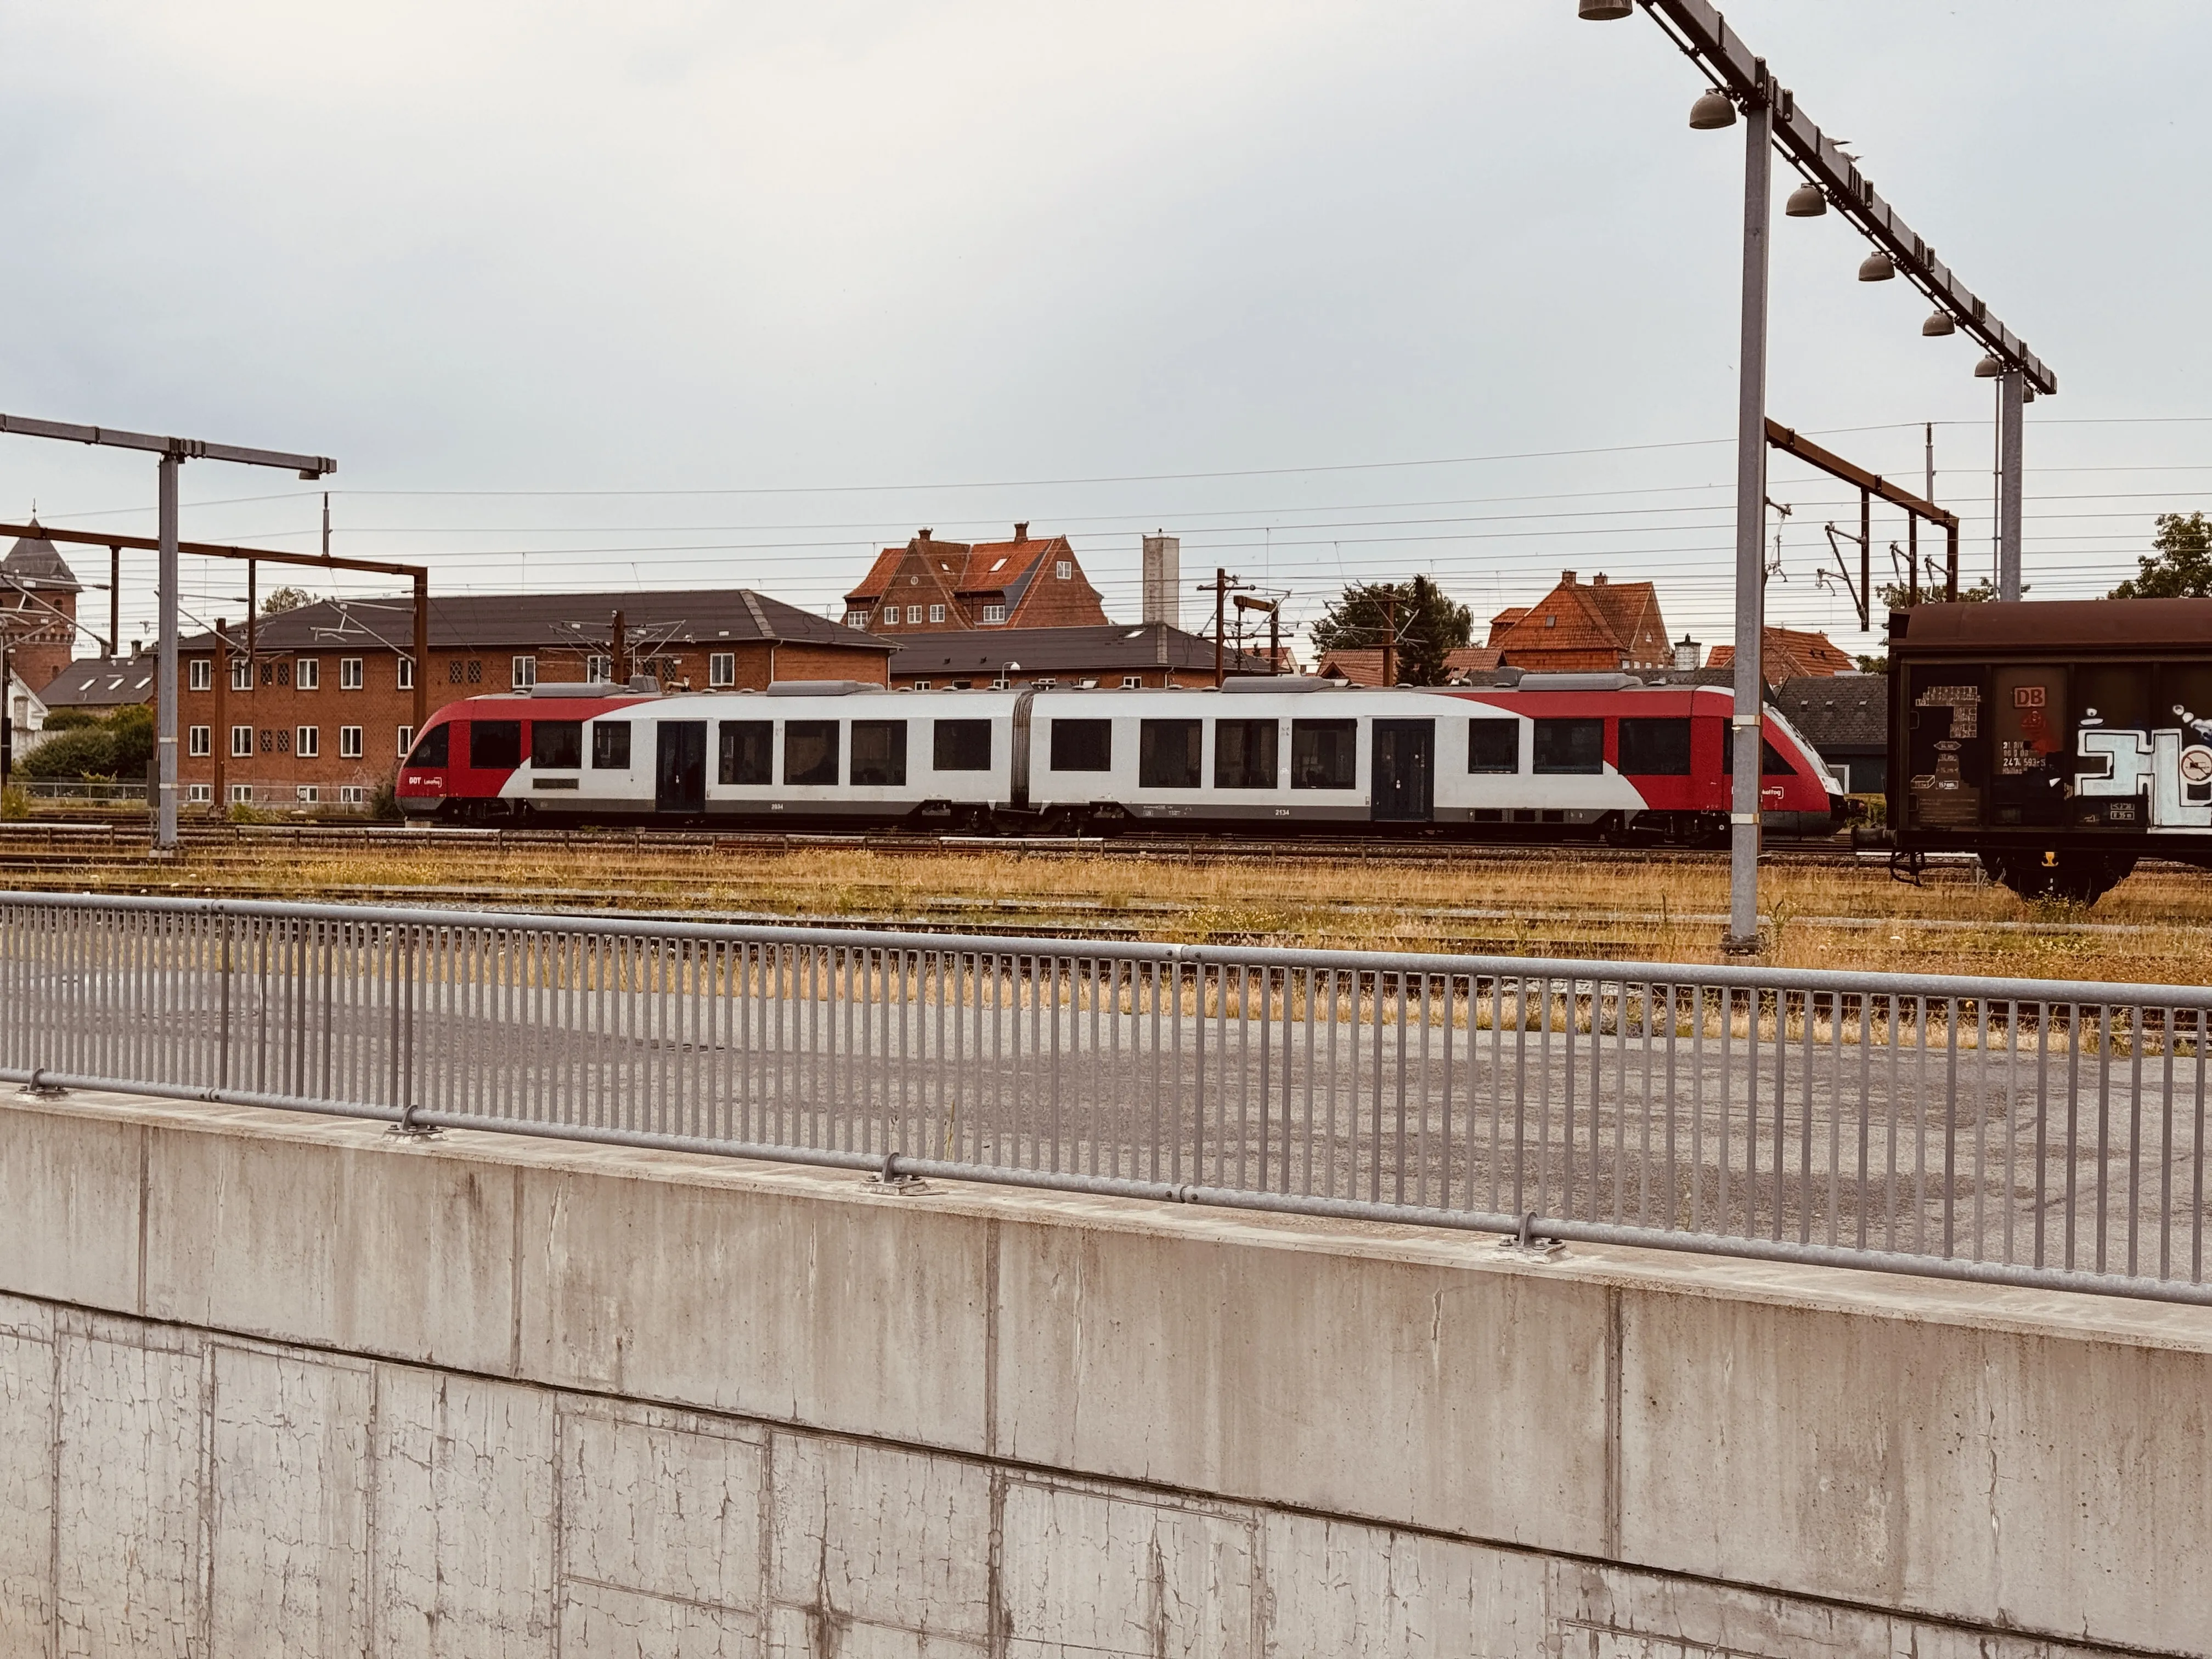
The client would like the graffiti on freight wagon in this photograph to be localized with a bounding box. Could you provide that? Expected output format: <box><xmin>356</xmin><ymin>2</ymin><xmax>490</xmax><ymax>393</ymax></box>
<box><xmin>2076</xmin><ymin>706</ymin><xmax>2212</xmax><ymax>832</ymax></box>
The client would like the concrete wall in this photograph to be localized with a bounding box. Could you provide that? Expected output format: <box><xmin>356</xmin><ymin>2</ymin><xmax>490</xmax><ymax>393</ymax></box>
<box><xmin>1</xmin><ymin>1088</ymin><xmax>2205</xmax><ymax>1658</ymax></box>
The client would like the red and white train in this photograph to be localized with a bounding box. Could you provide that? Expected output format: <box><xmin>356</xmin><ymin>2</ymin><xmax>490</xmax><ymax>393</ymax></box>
<box><xmin>393</xmin><ymin>674</ymin><xmax>1844</xmax><ymax>841</ymax></box>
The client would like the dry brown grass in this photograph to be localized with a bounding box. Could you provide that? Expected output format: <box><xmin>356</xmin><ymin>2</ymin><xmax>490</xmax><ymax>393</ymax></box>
<box><xmin>45</xmin><ymin>835</ymin><xmax>2209</xmax><ymax>988</ymax></box>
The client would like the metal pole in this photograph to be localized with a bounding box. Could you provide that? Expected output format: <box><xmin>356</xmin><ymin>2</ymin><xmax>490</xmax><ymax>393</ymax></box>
<box><xmin>109</xmin><ymin>545</ymin><xmax>120</xmax><ymax>657</ymax></box>
<box><xmin>1726</xmin><ymin>93</ymin><xmax>1771</xmax><ymax>953</ymax></box>
<box><xmin>156</xmin><ymin>452</ymin><xmax>180</xmax><ymax>851</ymax></box>
<box><xmin>1997</xmin><ymin>368</ymin><xmax>2024</xmax><ymax>601</ymax></box>
<box><xmin>411</xmin><ymin>571</ymin><xmax>430</xmax><ymax>732</ymax></box>
<box><xmin>1212</xmin><ymin>572</ymin><xmax>1224</xmax><ymax>689</ymax></box>
<box><xmin>213</xmin><ymin>617</ymin><xmax>228</xmax><ymax>812</ymax></box>
<box><xmin>1858</xmin><ymin>487</ymin><xmax>1871</xmax><ymax>631</ymax></box>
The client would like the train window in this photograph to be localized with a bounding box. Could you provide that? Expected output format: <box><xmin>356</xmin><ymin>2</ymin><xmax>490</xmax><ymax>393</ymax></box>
<box><xmin>531</xmin><ymin>721</ymin><xmax>583</xmax><ymax>770</ymax></box>
<box><xmin>1466</xmin><ymin>718</ymin><xmax>1517</xmax><ymax>774</ymax></box>
<box><xmin>592</xmin><ymin>721</ymin><xmax>632</xmax><ymax>769</ymax></box>
<box><xmin>1721</xmin><ymin>725</ymin><xmax>1798</xmax><ymax>777</ymax></box>
<box><xmin>469</xmin><ymin>720</ymin><xmax>522</xmax><ymax>770</ymax></box>
<box><xmin>406</xmin><ymin>724</ymin><xmax>449</xmax><ymax>768</ymax></box>
<box><xmin>719</xmin><ymin>721</ymin><xmax>771</xmax><ymax>786</ymax></box>
<box><xmin>784</xmin><ymin>720</ymin><xmax>839</xmax><ymax>785</ymax></box>
<box><xmin>1291</xmin><ymin>719</ymin><xmax>1357</xmax><ymax>789</ymax></box>
<box><xmin>1532</xmin><ymin>718</ymin><xmax>1603</xmax><ymax>775</ymax></box>
<box><xmin>1051</xmin><ymin>719</ymin><xmax>1111</xmax><ymax>772</ymax></box>
<box><xmin>851</xmin><ymin>720</ymin><xmax>909</xmax><ymax>787</ymax></box>
<box><xmin>933</xmin><ymin>719</ymin><xmax>992</xmax><ymax>771</ymax></box>
<box><xmin>1617</xmin><ymin>717</ymin><xmax>1692</xmax><ymax>776</ymax></box>
<box><xmin>1214</xmin><ymin>720</ymin><xmax>1278</xmax><ymax>788</ymax></box>
<box><xmin>1139</xmin><ymin>719</ymin><xmax>1201</xmax><ymax>788</ymax></box>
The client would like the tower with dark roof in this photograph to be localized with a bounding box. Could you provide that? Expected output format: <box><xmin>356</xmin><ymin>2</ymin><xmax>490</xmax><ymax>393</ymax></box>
<box><xmin>1</xmin><ymin>530</ymin><xmax>83</xmax><ymax>695</ymax></box>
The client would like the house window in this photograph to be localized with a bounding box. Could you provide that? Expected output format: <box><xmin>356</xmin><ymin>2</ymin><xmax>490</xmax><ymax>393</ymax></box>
<box><xmin>879</xmin><ymin>610</ymin><xmax>897</xmax><ymax>629</ymax></box>
<box><xmin>511</xmin><ymin>656</ymin><xmax>536</xmax><ymax>689</ymax></box>
<box><xmin>230</xmin><ymin>658</ymin><xmax>251</xmax><ymax>692</ymax></box>
<box><xmin>1122</xmin><ymin>675</ymin><xmax>1142</xmax><ymax>689</ymax></box>
<box><xmin>396</xmin><ymin>726</ymin><xmax>415</xmax><ymax>757</ymax></box>
<box><xmin>928</xmin><ymin>604</ymin><xmax>945</xmax><ymax>624</ymax></box>
<box><xmin>981</xmin><ymin>604</ymin><xmax>1007</xmax><ymax>624</ymax></box>
<box><xmin>188</xmin><ymin>725</ymin><xmax>211</xmax><ymax>757</ymax></box>
<box><xmin>187</xmin><ymin>783</ymin><xmax>212</xmax><ymax>804</ymax></box>
<box><xmin>397</xmin><ymin>657</ymin><xmax>415</xmax><ymax>690</ymax></box>
<box><xmin>230</xmin><ymin>725</ymin><xmax>253</xmax><ymax>758</ymax></box>
<box><xmin>1544</xmin><ymin>615</ymin><xmax>1556</xmax><ymax>629</ymax></box>
<box><xmin>229</xmin><ymin>784</ymin><xmax>253</xmax><ymax>804</ymax></box>
<box><xmin>912</xmin><ymin>680</ymin><xmax>931</xmax><ymax>691</ymax></box>
<box><xmin>339</xmin><ymin>658</ymin><xmax>364</xmax><ymax>690</ymax></box>
<box><xmin>906</xmin><ymin>605</ymin><xmax>924</xmax><ymax>624</ymax></box>
<box><xmin>338</xmin><ymin>785</ymin><xmax>365</xmax><ymax>805</ymax></box>
<box><xmin>295</xmin><ymin>786</ymin><xmax>319</xmax><ymax>804</ymax></box>
<box><xmin>296</xmin><ymin>726</ymin><xmax>320</xmax><ymax>758</ymax></box>
<box><xmin>587</xmin><ymin>656</ymin><xmax>612</xmax><ymax>682</ymax></box>
<box><xmin>708</xmin><ymin>652</ymin><xmax>736</xmax><ymax>687</ymax></box>
<box><xmin>296</xmin><ymin>658</ymin><xmax>320</xmax><ymax>690</ymax></box>
<box><xmin>1055</xmin><ymin>560</ymin><xmax>1071</xmax><ymax>580</ymax></box>
<box><xmin>339</xmin><ymin>726</ymin><xmax>363</xmax><ymax>759</ymax></box>
<box><xmin>188</xmin><ymin>658</ymin><xmax>212</xmax><ymax>692</ymax></box>
<box><xmin>845</xmin><ymin>611</ymin><xmax>871</xmax><ymax>630</ymax></box>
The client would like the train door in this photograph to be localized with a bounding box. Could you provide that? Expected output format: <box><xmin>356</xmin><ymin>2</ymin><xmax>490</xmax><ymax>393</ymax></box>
<box><xmin>1904</xmin><ymin>668</ymin><xmax>1987</xmax><ymax>831</ymax></box>
<box><xmin>656</xmin><ymin>721</ymin><xmax>707</xmax><ymax>814</ymax></box>
<box><xmin>1371</xmin><ymin>719</ymin><xmax>1433</xmax><ymax>822</ymax></box>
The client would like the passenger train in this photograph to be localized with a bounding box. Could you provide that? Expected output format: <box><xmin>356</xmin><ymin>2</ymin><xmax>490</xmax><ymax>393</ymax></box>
<box><xmin>393</xmin><ymin>674</ymin><xmax>1846</xmax><ymax>842</ymax></box>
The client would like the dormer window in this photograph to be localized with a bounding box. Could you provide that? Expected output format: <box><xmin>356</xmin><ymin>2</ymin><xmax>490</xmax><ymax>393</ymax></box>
<box><xmin>1055</xmin><ymin>560</ymin><xmax>1072</xmax><ymax>580</ymax></box>
<box><xmin>981</xmin><ymin>604</ymin><xmax>1007</xmax><ymax>624</ymax></box>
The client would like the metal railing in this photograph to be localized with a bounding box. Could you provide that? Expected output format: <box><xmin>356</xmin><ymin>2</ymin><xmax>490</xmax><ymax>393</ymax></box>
<box><xmin>3</xmin><ymin>891</ymin><xmax>2207</xmax><ymax>1304</ymax></box>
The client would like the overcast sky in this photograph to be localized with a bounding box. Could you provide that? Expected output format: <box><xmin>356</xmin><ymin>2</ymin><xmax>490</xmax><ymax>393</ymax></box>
<box><xmin>3</xmin><ymin>1</ymin><xmax>2207</xmax><ymax>661</ymax></box>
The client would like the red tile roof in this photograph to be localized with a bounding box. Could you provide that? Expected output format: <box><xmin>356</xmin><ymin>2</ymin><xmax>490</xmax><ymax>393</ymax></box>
<box><xmin>1707</xmin><ymin>627</ymin><xmax>1858</xmax><ymax>679</ymax></box>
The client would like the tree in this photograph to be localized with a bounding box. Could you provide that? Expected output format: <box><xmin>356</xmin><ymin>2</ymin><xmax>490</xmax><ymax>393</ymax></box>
<box><xmin>261</xmin><ymin>585</ymin><xmax>314</xmax><ymax>615</ymax></box>
<box><xmin>15</xmin><ymin>704</ymin><xmax>155</xmax><ymax>781</ymax></box>
<box><xmin>1876</xmin><ymin>574</ymin><xmax>2001</xmax><ymax>613</ymax></box>
<box><xmin>1308</xmin><ymin>575</ymin><xmax>1473</xmax><ymax>685</ymax></box>
<box><xmin>2109</xmin><ymin>512</ymin><xmax>2212</xmax><ymax>599</ymax></box>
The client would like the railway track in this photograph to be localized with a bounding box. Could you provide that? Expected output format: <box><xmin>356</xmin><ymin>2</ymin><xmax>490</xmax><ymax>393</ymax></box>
<box><xmin>0</xmin><ymin>817</ymin><xmax>1897</xmax><ymax>867</ymax></box>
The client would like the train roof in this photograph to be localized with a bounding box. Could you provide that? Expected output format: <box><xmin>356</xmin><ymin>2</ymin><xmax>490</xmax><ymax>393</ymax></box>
<box><xmin>1890</xmin><ymin>597</ymin><xmax>2212</xmax><ymax>656</ymax></box>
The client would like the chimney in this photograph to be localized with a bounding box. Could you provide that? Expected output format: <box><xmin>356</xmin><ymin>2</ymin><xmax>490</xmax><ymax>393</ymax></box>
<box><xmin>1592</xmin><ymin>572</ymin><xmax>1608</xmax><ymax>586</ymax></box>
<box><xmin>1013</xmin><ymin>522</ymin><xmax>1029</xmax><ymax>542</ymax></box>
<box><xmin>1560</xmin><ymin>570</ymin><xmax>1577</xmax><ymax>585</ymax></box>
<box><xmin>1142</xmin><ymin>532</ymin><xmax>1181</xmax><ymax>629</ymax></box>
<box><xmin>918</xmin><ymin>528</ymin><xmax>933</xmax><ymax>544</ymax></box>
<box><xmin>1673</xmin><ymin>635</ymin><xmax>1701</xmax><ymax>673</ymax></box>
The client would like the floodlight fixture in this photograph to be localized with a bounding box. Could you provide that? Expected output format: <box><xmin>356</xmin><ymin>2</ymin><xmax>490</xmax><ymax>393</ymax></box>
<box><xmin>1688</xmin><ymin>89</ymin><xmax>1736</xmax><ymax>129</ymax></box>
<box><xmin>1922</xmin><ymin>311</ymin><xmax>1956</xmax><ymax>337</ymax></box>
<box><xmin>1857</xmin><ymin>251</ymin><xmax>1896</xmax><ymax>282</ymax></box>
<box><xmin>1577</xmin><ymin>0</ymin><xmax>1634</xmax><ymax>16</ymax></box>
<box><xmin>1974</xmin><ymin>353</ymin><xmax>2004</xmax><ymax>377</ymax></box>
<box><xmin>1784</xmin><ymin>182</ymin><xmax>1827</xmax><ymax>217</ymax></box>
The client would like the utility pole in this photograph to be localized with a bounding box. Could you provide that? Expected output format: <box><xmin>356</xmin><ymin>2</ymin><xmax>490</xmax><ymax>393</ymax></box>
<box><xmin>1725</xmin><ymin>87</ymin><xmax>1773</xmax><ymax>955</ymax></box>
<box><xmin>611</xmin><ymin>610</ymin><xmax>629</xmax><ymax>685</ymax></box>
<box><xmin>1997</xmin><ymin>369</ymin><xmax>2025</xmax><ymax>601</ymax></box>
<box><xmin>109</xmin><ymin>545</ymin><xmax>120</xmax><ymax>658</ymax></box>
<box><xmin>213</xmin><ymin>617</ymin><xmax>229</xmax><ymax>811</ymax></box>
<box><xmin>1212</xmin><ymin>572</ymin><xmax>1227</xmax><ymax>689</ymax></box>
<box><xmin>1381</xmin><ymin>590</ymin><xmax>1398</xmax><ymax>687</ymax></box>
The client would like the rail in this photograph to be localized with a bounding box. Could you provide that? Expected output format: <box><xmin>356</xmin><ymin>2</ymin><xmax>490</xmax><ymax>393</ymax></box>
<box><xmin>2</xmin><ymin>891</ymin><xmax>2205</xmax><ymax>1305</ymax></box>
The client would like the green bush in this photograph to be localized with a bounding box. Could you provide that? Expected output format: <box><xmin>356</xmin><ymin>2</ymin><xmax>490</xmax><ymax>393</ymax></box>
<box><xmin>17</xmin><ymin>726</ymin><xmax>119</xmax><ymax>780</ymax></box>
<box><xmin>368</xmin><ymin>774</ymin><xmax>404</xmax><ymax>821</ymax></box>
<box><xmin>16</xmin><ymin>704</ymin><xmax>155</xmax><ymax>781</ymax></box>
<box><xmin>0</xmin><ymin>786</ymin><xmax>28</xmax><ymax>821</ymax></box>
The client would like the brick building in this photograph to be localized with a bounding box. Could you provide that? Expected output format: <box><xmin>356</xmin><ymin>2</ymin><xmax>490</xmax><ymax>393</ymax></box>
<box><xmin>1706</xmin><ymin>626</ymin><xmax>1857</xmax><ymax>680</ymax></box>
<box><xmin>1312</xmin><ymin>646</ymin><xmax>1503</xmax><ymax>686</ymax></box>
<box><xmin>2</xmin><ymin>532</ymin><xmax>84</xmax><ymax>695</ymax></box>
<box><xmin>885</xmin><ymin>623</ymin><xmax>1271</xmax><ymax>689</ymax></box>
<box><xmin>844</xmin><ymin>526</ymin><xmax>1109</xmax><ymax>635</ymax></box>
<box><xmin>1485</xmin><ymin>571</ymin><xmax>1672</xmax><ymax>674</ymax></box>
<box><xmin>169</xmin><ymin>588</ymin><xmax>890</xmax><ymax>808</ymax></box>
